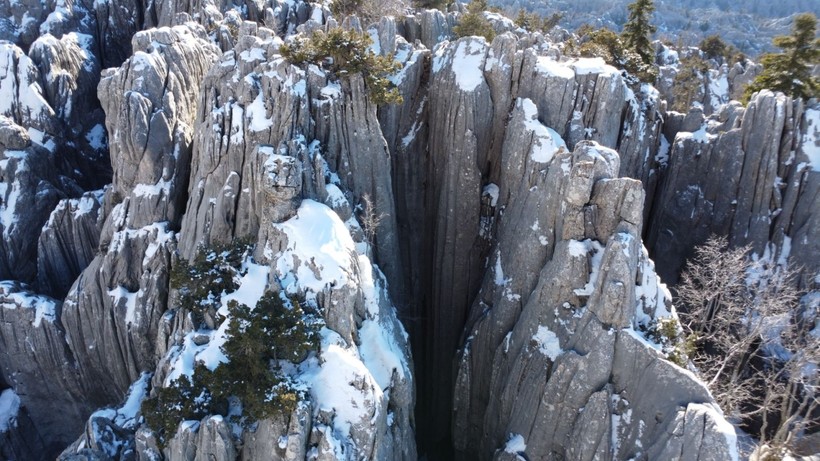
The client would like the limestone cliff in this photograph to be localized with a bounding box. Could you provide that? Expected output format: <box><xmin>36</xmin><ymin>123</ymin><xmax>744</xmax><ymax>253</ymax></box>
<box><xmin>0</xmin><ymin>2</ymin><xmax>816</xmax><ymax>461</ymax></box>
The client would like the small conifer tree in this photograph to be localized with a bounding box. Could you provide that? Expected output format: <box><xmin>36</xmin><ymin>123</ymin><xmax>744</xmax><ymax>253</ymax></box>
<box><xmin>515</xmin><ymin>10</ymin><xmax>562</xmax><ymax>34</ymax></box>
<box><xmin>672</xmin><ymin>54</ymin><xmax>709</xmax><ymax>112</ymax></box>
<box><xmin>577</xmin><ymin>27</ymin><xmax>658</xmax><ymax>83</ymax></box>
<box><xmin>280</xmin><ymin>28</ymin><xmax>403</xmax><ymax>105</ymax></box>
<box><xmin>699</xmin><ymin>34</ymin><xmax>728</xmax><ymax>62</ymax></box>
<box><xmin>622</xmin><ymin>0</ymin><xmax>656</xmax><ymax>65</ymax></box>
<box><xmin>453</xmin><ymin>0</ymin><xmax>496</xmax><ymax>42</ymax></box>
<box><xmin>414</xmin><ymin>0</ymin><xmax>448</xmax><ymax>9</ymax></box>
<box><xmin>744</xmin><ymin>12</ymin><xmax>820</xmax><ymax>102</ymax></box>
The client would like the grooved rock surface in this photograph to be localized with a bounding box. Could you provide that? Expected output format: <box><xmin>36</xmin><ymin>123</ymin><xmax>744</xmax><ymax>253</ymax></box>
<box><xmin>59</xmin><ymin>21</ymin><xmax>217</xmax><ymax>411</ymax></box>
<box><xmin>647</xmin><ymin>90</ymin><xmax>820</xmax><ymax>286</ymax></box>
<box><xmin>37</xmin><ymin>191</ymin><xmax>103</xmax><ymax>298</ymax></box>
<box><xmin>452</xmin><ymin>140</ymin><xmax>736</xmax><ymax>461</ymax></box>
<box><xmin>63</xmin><ymin>18</ymin><xmax>417</xmax><ymax>461</ymax></box>
<box><xmin>0</xmin><ymin>282</ymin><xmax>87</xmax><ymax>453</ymax></box>
<box><xmin>0</xmin><ymin>396</ymin><xmax>47</xmax><ymax>460</ymax></box>
<box><xmin>0</xmin><ymin>2</ymin><xmax>816</xmax><ymax>460</ymax></box>
<box><xmin>394</xmin><ymin>34</ymin><xmax>668</xmax><ymax>446</ymax></box>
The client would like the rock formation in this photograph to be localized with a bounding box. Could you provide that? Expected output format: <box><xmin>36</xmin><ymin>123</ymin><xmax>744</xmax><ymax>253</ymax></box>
<box><xmin>647</xmin><ymin>90</ymin><xmax>819</xmax><ymax>287</ymax></box>
<box><xmin>0</xmin><ymin>2</ymin><xmax>816</xmax><ymax>461</ymax></box>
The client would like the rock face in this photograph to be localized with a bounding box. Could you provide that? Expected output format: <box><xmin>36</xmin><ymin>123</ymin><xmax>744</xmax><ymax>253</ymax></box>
<box><xmin>0</xmin><ymin>137</ymin><xmax>68</xmax><ymax>283</ymax></box>
<box><xmin>384</xmin><ymin>34</ymin><xmax>666</xmax><ymax>448</ymax></box>
<box><xmin>448</xmin><ymin>126</ymin><xmax>735</xmax><ymax>459</ymax></box>
<box><xmin>0</xmin><ymin>282</ymin><xmax>87</xmax><ymax>453</ymax></box>
<box><xmin>0</xmin><ymin>388</ymin><xmax>47</xmax><ymax>460</ymax></box>
<box><xmin>653</xmin><ymin>42</ymin><xmax>762</xmax><ymax>117</ymax></box>
<box><xmin>61</xmin><ymin>14</ymin><xmax>417</xmax><ymax>461</ymax></box>
<box><xmin>0</xmin><ymin>2</ymin><xmax>817</xmax><ymax>461</ymax></box>
<box><xmin>37</xmin><ymin>191</ymin><xmax>104</xmax><ymax>298</ymax></box>
<box><xmin>647</xmin><ymin>90</ymin><xmax>820</xmax><ymax>286</ymax></box>
<box><xmin>59</xmin><ymin>21</ymin><xmax>218</xmax><ymax>409</ymax></box>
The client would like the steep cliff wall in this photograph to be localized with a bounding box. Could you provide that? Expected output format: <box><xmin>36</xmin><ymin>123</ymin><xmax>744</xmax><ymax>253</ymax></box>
<box><xmin>648</xmin><ymin>91</ymin><xmax>819</xmax><ymax>287</ymax></box>
<box><xmin>0</xmin><ymin>2</ymin><xmax>816</xmax><ymax>461</ymax></box>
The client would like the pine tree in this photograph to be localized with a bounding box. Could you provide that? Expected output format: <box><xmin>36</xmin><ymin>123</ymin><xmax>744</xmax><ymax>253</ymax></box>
<box><xmin>744</xmin><ymin>13</ymin><xmax>820</xmax><ymax>102</ymax></box>
<box><xmin>280</xmin><ymin>28</ymin><xmax>403</xmax><ymax>105</ymax></box>
<box><xmin>621</xmin><ymin>0</ymin><xmax>656</xmax><ymax>65</ymax></box>
<box><xmin>453</xmin><ymin>0</ymin><xmax>496</xmax><ymax>42</ymax></box>
<box><xmin>699</xmin><ymin>35</ymin><xmax>728</xmax><ymax>62</ymax></box>
<box><xmin>672</xmin><ymin>55</ymin><xmax>709</xmax><ymax>112</ymax></box>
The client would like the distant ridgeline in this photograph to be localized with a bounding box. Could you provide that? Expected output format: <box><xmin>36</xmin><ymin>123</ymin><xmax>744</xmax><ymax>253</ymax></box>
<box><xmin>490</xmin><ymin>0</ymin><xmax>820</xmax><ymax>55</ymax></box>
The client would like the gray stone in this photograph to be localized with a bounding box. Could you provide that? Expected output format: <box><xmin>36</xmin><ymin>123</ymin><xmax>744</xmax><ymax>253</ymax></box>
<box><xmin>647</xmin><ymin>91</ymin><xmax>819</xmax><ymax>285</ymax></box>
<box><xmin>37</xmin><ymin>192</ymin><xmax>103</xmax><ymax>298</ymax></box>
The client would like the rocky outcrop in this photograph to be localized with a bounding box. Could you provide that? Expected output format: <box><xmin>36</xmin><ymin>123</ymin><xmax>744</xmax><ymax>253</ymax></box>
<box><xmin>448</xmin><ymin>97</ymin><xmax>736</xmax><ymax>458</ymax></box>
<box><xmin>0</xmin><ymin>282</ymin><xmax>87</xmax><ymax>454</ymax></box>
<box><xmin>0</xmin><ymin>22</ymin><xmax>219</xmax><ymax>459</ymax></box>
<box><xmin>0</xmin><ymin>119</ymin><xmax>70</xmax><ymax>283</ymax></box>
<box><xmin>171</xmin><ymin>20</ymin><xmax>415</xmax><ymax>459</ymax></box>
<box><xmin>0</xmin><ymin>44</ymin><xmax>58</xmax><ymax>136</ymax></box>
<box><xmin>98</xmin><ymin>23</ymin><xmax>219</xmax><ymax>229</ymax></box>
<box><xmin>37</xmin><ymin>191</ymin><xmax>104</xmax><ymax>298</ymax></box>
<box><xmin>0</xmin><ymin>0</ymin><xmax>53</xmax><ymax>48</ymax></box>
<box><xmin>58</xmin><ymin>21</ymin><xmax>218</xmax><ymax>411</ymax></box>
<box><xmin>388</xmin><ymin>34</ymin><xmax>667</xmax><ymax>447</ymax></box>
<box><xmin>177</xmin><ymin>21</ymin><xmax>312</xmax><ymax>257</ymax></box>
<box><xmin>647</xmin><ymin>90</ymin><xmax>820</xmax><ymax>286</ymax></box>
<box><xmin>653</xmin><ymin>42</ymin><xmax>761</xmax><ymax>116</ymax></box>
<box><xmin>63</xmin><ymin>17</ymin><xmax>417</xmax><ymax>461</ymax></box>
<box><xmin>0</xmin><ymin>389</ymin><xmax>47</xmax><ymax>460</ymax></box>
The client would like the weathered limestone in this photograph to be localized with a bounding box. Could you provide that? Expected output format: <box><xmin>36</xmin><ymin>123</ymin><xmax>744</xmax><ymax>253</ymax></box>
<box><xmin>37</xmin><ymin>192</ymin><xmax>104</xmax><ymax>298</ymax></box>
<box><xmin>647</xmin><ymin>91</ymin><xmax>820</xmax><ymax>286</ymax></box>
<box><xmin>453</xmin><ymin>137</ymin><xmax>736</xmax><ymax>460</ymax></box>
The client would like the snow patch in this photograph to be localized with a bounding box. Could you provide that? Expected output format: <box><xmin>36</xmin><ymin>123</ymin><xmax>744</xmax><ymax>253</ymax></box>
<box><xmin>85</xmin><ymin>124</ymin><xmax>106</xmax><ymax>149</ymax></box>
<box><xmin>324</xmin><ymin>184</ymin><xmax>348</xmax><ymax>209</ymax></box>
<box><xmin>0</xmin><ymin>281</ymin><xmax>57</xmax><ymax>327</ymax></box>
<box><xmin>568</xmin><ymin>240</ymin><xmax>590</xmax><ymax>258</ymax></box>
<box><xmin>320</xmin><ymin>82</ymin><xmax>341</xmax><ymax>99</ymax></box>
<box><xmin>482</xmin><ymin>183</ymin><xmax>499</xmax><ymax>207</ymax></box>
<box><xmin>0</xmin><ymin>173</ymin><xmax>22</xmax><ymax>237</ymax></box>
<box><xmin>91</xmin><ymin>373</ymin><xmax>150</xmax><ymax>430</ymax></box>
<box><xmin>0</xmin><ymin>389</ymin><xmax>20</xmax><ymax>433</ymax></box>
<box><xmin>572</xmin><ymin>240</ymin><xmax>605</xmax><ymax>297</ymax></box>
<box><xmin>707</xmin><ymin>69</ymin><xmax>729</xmax><ymax>109</ymax></box>
<box><xmin>802</xmin><ymin>108</ymin><xmax>820</xmax><ymax>171</ymax></box>
<box><xmin>520</xmin><ymin>98</ymin><xmax>566</xmax><ymax>163</ymax></box>
<box><xmin>535</xmin><ymin>56</ymin><xmax>575</xmax><ymax>79</ymax></box>
<box><xmin>133</xmin><ymin>179</ymin><xmax>172</xmax><ymax>197</ymax></box>
<box><xmin>678</xmin><ymin>124</ymin><xmax>716</xmax><ymax>144</ymax></box>
<box><xmin>504</xmin><ymin>433</ymin><xmax>527</xmax><ymax>454</ymax></box>
<box><xmin>74</xmin><ymin>192</ymin><xmax>102</xmax><ymax>218</ymax></box>
<box><xmin>273</xmin><ymin>200</ymin><xmax>357</xmax><ymax>301</ymax></box>
<box><xmin>655</xmin><ymin>135</ymin><xmax>670</xmax><ymax>167</ymax></box>
<box><xmin>633</xmin><ymin>246</ymin><xmax>674</xmax><ymax>328</ymax></box>
<box><xmin>532</xmin><ymin>325</ymin><xmax>562</xmax><ymax>361</ymax></box>
<box><xmin>356</xmin><ymin>255</ymin><xmax>409</xmax><ymax>387</ymax></box>
<box><xmin>451</xmin><ymin>39</ymin><xmax>486</xmax><ymax>92</ymax></box>
<box><xmin>246</xmin><ymin>91</ymin><xmax>273</xmax><ymax>132</ymax></box>
<box><xmin>107</xmin><ymin>286</ymin><xmax>139</xmax><ymax>326</ymax></box>
<box><xmin>239</xmin><ymin>47</ymin><xmax>265</xmax><ymax>62</ymax></box>
<box><xmin>299</xmin><ymin>329</ymin><xmax>382</xmax><ymax>441</ymax></box>
<box><xmin>494</xmin><ymin>251</ymin><xmax>507</xmax><ymax>287</ymax></box>
<box><xmin>570</xmin><ymin>57</ymin><xmax>619</xmax><ymax>76</ymax></box>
